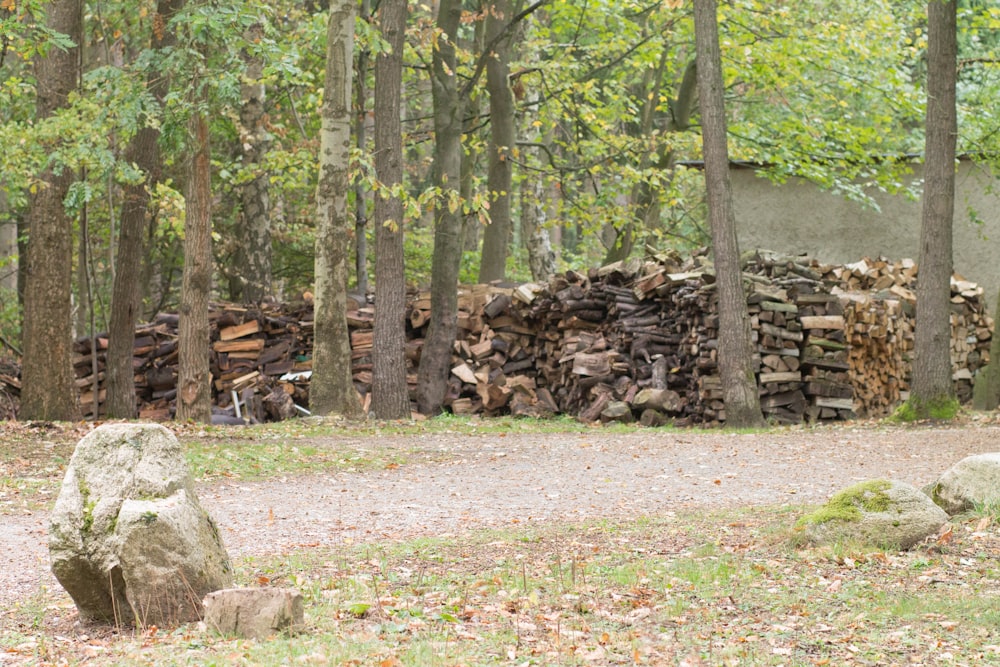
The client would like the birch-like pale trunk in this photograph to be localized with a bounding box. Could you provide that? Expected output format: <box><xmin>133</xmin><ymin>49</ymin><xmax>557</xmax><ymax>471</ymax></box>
<box><xmin>311</xmin><ymin>0</ymin><xmax>363</xmax><ymax>418</ymax></box>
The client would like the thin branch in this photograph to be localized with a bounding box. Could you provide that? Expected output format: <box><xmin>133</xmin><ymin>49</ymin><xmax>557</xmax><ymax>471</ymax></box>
<box><xmin>459</xmin><ymin>0</ymin><xmax>551</xmax><ymax>98</ymax></box>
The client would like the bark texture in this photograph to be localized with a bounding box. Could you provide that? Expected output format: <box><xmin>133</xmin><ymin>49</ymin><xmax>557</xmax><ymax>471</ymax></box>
<box><xmin>354</xmin><ymin>0</ymin><xmax>371</xmax><ymax>296</ymax></box>
<box><xmin>235</xmin><ymin>21</ymin><xmax>272</xmax><ymax>303</ymax></box>
<box><xmin>911</xmin><ymin>0</ymin><xmax>957</xmax><ymax>413</ymax></box>
<box><xmin>20</xmin><ymin>0</ymin><xmax>82</xmax><ymax>421</ymax></box>
<box><xmin>106</xmin><ymin>0</ymin><xmax>185</xmax><ymax>419</ymax></box>
<box><xmin>520</xmin><ymin>86</ymin><xmax>556</xmax><ymax>282</ymax></box>
<box><xmin>478</xmin><ymin>0</ymin><xmax>516</xmax><ymax>283</ymax></box>
<box><xmin>176</xmin><ymin>111</ymin><xmax>213</xmax><ymax>423</ymax></box>
<box><xmin>371</xmin><ymin>0</ymin><xmax>411</xmax><ymax>420</ymax></box>
<box><xmin>416</xmin><ymin>0</ymin><xmax>464</xmax><ymax>415</ymax></box>
<box><xmin>693</xmin><ymin>0</ymin><xmax>763</xmax><ymax>428</ymax></box>
<box><xmin>310</xmin><ymin>1</ymin><xmax>363</xmax><ymax>418</ymax></box>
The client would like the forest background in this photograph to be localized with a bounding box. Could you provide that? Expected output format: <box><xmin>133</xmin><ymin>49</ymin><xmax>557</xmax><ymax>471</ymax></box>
<box><xmin>1</xmin><ymin>0</ymin><xmax>997</xmax><ymax>422</ymax></box>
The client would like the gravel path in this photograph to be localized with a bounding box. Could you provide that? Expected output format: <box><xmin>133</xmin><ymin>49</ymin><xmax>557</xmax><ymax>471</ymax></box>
<box><xmin>4</xmin><ymin>424</ymin><xmax>998</xmax><ymax>619</ymax></box>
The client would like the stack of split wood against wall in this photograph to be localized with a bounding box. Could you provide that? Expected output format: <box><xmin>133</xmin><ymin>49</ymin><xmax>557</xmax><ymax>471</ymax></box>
<box><xmin>20</xmin><ymin>249</ymin><xmax>992</xmax><ymax>425</ymax></box>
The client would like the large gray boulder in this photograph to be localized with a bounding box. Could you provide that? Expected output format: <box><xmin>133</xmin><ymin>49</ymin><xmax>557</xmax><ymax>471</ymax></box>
<box><xmin>49</xmin><ymin>423</ymin><xmax>233</xmax><ymax>626</ymax></box>
<box><xmin>798</xmin><ymin>479</ymin><xmax>948</xmax><ymax>550</ymax></box>
<box><xmin>925</xmin><ymin>453</ymin><xmax>1000</xmax><ymax>515</ymax></box>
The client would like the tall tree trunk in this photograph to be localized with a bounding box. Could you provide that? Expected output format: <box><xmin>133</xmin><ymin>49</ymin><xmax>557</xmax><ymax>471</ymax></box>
<box><xmin>371</xmin><ymin>0</ymin><xmax>410</xmax><ymax>420</ymax></box>
<box><xmin>20</xmin><ymin>0</ymin><xmax>82</xmax><ymax>421</ymax></box>
<box><xmin>311</xmin><ymin>0</ymin><xmax>363</xmax><ymax>418</ymax></box>
<box><xmin>235</xmin><ymin>21</ymin><xmax>272</xmax><ymax>303</ymax></box>
<box><xmin>354</xmin><ymin>0</ymin><xmax>371</xmax><ymax>296</ymax></box>
<box><xmin>693</xmin><ymin>0</ymin><xmax>763</xmax><ymax>428</ymax></box>
<box><xmin>911</xmin><ymin>0</ymin><xmax>957</xmax><ymax>416</ymax></box>
<box><xmin>416</xmin><ymin>0</ymin><xmax>463</xmax><ymax>415</ymax></box>
<box><xmin>106</xmin><ymin>0</ymin><xmax>184</xmax><ymax>418</ymax></box>
<box><xmin>176</xmin><ymin>109</ymin><xmax>213</xmax><ymax>423</ymax></box>
<box><xmin>478</xmin><ymin>0</ymin><xmax>516</xmax><ymax>282</ymax></box>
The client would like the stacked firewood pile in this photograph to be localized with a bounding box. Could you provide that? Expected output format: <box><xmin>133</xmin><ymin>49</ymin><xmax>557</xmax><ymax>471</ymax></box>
<box><xmin>0</xmin><ymin>250</ymin><xmax>991</xmax><ymax>425</ymax></box>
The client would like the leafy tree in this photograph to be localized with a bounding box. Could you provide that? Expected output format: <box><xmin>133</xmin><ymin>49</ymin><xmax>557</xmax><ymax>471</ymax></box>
<box><xmin>310</xmin><ymin>0</ymin><xmax>363</xmax><ymax>418</ymax></box>
<box><xmin>693</xmin><ymin>0</ymin><xmax>763</xmax><ymax>428</ymax></box>
<box><xmin>106</xmin><ymin>0</ymin><xmax>187</xmax><ymax>419</ymax></box>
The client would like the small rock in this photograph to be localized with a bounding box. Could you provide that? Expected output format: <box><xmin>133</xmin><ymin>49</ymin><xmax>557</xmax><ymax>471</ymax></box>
<box><xmin>203</xmin><ymin>588</ymin><xmax>304</xmax><ymax>639</ymax></box>
<box><xmin>639</xmin><ymin>409</ymin><xmax>671</xmax><ymax>427</ymax></box>
<box><xmin>631</xmin><ymin>388</ymin><xmax>683</xmax><ymax>414</ymax></box>
<box><xmin>600</xmin><ymin>401</ymin><xmax>633</xmax><ymax>423</ymax></box>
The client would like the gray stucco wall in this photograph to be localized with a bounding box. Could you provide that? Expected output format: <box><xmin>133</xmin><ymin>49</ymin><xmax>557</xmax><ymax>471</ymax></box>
<box><xmin>732</xmin><ymin>160</ymin><xmax>1000</xmax><ymax>299</ymax></box>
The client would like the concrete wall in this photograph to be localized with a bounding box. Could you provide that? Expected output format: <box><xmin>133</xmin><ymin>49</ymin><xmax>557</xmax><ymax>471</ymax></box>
<box><xmin>731</xmin><ymin>160</ymin><xmax>1000</xmax><ymax>299</ymax></box>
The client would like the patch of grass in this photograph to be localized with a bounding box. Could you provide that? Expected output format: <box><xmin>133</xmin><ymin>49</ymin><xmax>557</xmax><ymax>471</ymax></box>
<box><xmin>10</xmin><ymin>507</ymin><xmax>1000</xmax><ymax>666</ymax></box>
<box><xmin>180</xmin><ymin>438</ymin><xmax>417</xmax><ymax>481</ymax></box>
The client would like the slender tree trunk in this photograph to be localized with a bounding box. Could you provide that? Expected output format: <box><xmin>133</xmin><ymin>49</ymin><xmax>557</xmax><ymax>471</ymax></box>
<box><xmin>693</xmin><ymin>0</ymin><xmax>763</xmax><ymax>428</ymax></box>
<box><xmin>235</xmin><ymin>21</ymin><xmax>272</xmax><ymax>303</ymax></box>
<box><xmin>20</xmin><ymin>0</ymin><xmax>82</xmax><ymax>421</ymax></box>
<box><xmin>354</xmin><ymin>0</ymin><xmax>372</xmax><ymax>296</ymax></box>
<box><xmin>478</xmin><ymin>0</ymin><xmax>516</xmax><ymax>282</ymax></box>
<box><xmin>176</xmin><ymin>109</ymin><xmax>213</xmax><ymax>423</ymax></box>
<box><xmin>911</xmin><ymin>0</ymin><xmax>957</xmax><ymax>415</ymax></box>
<box><xmin>311</xmin><ymin>0</ymin><xmax>363</xmax><ymax>418</ymax></box>
<box><xmin>106</xmin><ymin>0</ymin><xmax>185</xmax><ymax>419</ymax></box>
<box><xmin>520</xmin><ymin>86</ymin><xmax>556</xmax><ymax>282</ymax></box>
<box><xmin>416</xmin><ymin>0</ymin><xmax>463</xmax><ymax>415</ymax></box>
<box><xmin>371</xmin><ymin>0</ymin><xmax>410</xmax><ymax>420</ymax></box>
<box><xmin>459</xmin><ymin>15</ymin><xmax>486</xmax><ymax>255</ymax></box>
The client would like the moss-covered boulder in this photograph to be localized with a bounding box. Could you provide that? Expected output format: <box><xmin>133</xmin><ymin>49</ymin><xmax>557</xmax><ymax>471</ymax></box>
<box><xmin>924</xmin><ymin>453</ymin><xmax>1000</xmax><ymax>515</ymax></box>
<box><xmin>798</xmin><ymin>479</ymin><xmax>948</xmax><ymax>550</ymax></box>
<box><xmin>49</xmin><ymin>423</ymin><xmax>233</xmax><ymax>626</ymax></box>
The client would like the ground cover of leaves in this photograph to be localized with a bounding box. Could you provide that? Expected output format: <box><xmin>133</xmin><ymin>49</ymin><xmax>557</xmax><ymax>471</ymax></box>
<box><xmin>2</xmin><ymin>416</ymin><xmax>1000</xmax><ymax>665</ymax></box>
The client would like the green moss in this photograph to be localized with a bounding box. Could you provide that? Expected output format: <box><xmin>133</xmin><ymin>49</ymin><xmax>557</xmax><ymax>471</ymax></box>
<box><xmin>78</xmin><ymin>478</ymin><xmax>94</xmax><ymax>534</ymax></box>
<box><xmin>82</xmin><ymin>499</ymin><xmax>96</xmax><ymax>534</ymax></box>
<box><xmin>798</xmin><ymin>480</ymin><xmax>893</xmax><ymax>527</ymax></box>
<box><xmin>891</xmin><ymin>396</ymin><xmax>960</xmax><ymax>422</ymax></box>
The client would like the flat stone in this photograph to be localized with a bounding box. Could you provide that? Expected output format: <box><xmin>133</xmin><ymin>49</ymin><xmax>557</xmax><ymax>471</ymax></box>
<box><xmin>203</xmin><ymin>588</ymin><xmax>304</xmax><ymax>639</ymax></box>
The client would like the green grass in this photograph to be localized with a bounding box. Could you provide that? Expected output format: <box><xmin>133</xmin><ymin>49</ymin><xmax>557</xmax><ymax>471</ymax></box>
<box><xmin>8</xmin><ymin>508</ymin><xmax>1000</xmax><ymax>666</ymax></box>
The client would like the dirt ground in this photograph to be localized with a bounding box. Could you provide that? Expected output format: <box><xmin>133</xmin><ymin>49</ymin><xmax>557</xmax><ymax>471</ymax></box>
<box><xmin>4</xmin><ymin>421</ymin><xmax>1000</xmax><ymax>621</ymax></box>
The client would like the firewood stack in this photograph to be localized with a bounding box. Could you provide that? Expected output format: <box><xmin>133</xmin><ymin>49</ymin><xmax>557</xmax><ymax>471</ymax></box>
<box><xmin>13</xmin><ymin>250</ymin><xmax>991</xmax><ymax>425</ymax></box>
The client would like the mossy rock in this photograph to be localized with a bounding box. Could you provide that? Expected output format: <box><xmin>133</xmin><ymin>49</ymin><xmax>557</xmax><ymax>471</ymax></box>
<box><xmin>799</xmin><ymin>479</ymin><xmax>948</xmax><ymax>550</ymax></box>
<box><xmin>924</xmin><ymin>453</ymin><xmax>1000</xmax><ymax>515</ymax></box>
